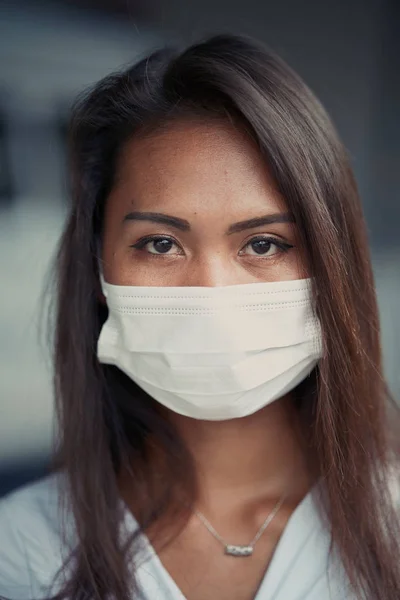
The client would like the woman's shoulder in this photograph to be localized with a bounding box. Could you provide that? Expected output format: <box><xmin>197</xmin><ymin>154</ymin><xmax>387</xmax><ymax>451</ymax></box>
<box><xmin>0</xmin><ymin>472</ymin><xmax>71</xmax><ymax>599</ymax></box>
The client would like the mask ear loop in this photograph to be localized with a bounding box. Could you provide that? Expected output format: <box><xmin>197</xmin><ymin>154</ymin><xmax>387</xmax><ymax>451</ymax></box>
<box><xmin>95</xmin><ymin>237</ymin><xmax>108</xmax><ymax>299</ymax></box>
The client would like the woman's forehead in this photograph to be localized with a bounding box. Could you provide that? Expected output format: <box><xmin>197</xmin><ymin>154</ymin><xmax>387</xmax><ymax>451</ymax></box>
<box><xmin>107</xmin><ymin>120</ymin><xmax>288</xmax><ymax>225</ymax></box>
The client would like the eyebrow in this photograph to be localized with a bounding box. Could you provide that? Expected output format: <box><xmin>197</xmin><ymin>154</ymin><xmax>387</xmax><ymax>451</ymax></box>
<box><xmin>123</xmin><ymin>211</ymin><xmax>191</xmax><ymax>231</ymax></box>
<box><xmin>226</xmin><ymin>213</ymin><xmax>295</xmax><ymax>234</ymax></box>
<box><xmin>123</xmin><ymin>211</ymin><xmax>295</xmax><ymax>234</ymax></box>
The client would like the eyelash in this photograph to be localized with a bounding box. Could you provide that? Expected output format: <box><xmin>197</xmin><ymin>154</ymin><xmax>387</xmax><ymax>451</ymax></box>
<box><xmin>131</xmin><ymin>235</ymin><xmax>293</xmax><ymax>257</ymax></box>
<box><xmin>239</xmin><ymin>235</ymin><xmax>293</xmax><ymax>257</ymax></box>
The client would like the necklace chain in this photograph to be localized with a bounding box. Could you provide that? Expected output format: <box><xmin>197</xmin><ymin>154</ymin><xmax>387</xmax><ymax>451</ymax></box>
<box><xmin>194</xmin><ymin>493</ymin><xmax>286</xmax><ymax>557</ymax></box>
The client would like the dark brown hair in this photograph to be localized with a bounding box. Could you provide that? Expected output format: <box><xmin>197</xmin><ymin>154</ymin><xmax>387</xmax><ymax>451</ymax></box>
<box><xmin>51</xmin><ymin>33</ymin><xmax>400</xmax><ymax>599</ymax></box>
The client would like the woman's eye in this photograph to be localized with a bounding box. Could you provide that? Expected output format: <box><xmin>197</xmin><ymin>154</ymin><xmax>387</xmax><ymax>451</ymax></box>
<box><xmin>240</xmin><ymin>236</ymin><xmax>293</xmax><ymax>257</ymax></box>
<box><xmin>132</xmin><ymin>236</ymin><xmax>182</xmax><ymax>255</ymax></box>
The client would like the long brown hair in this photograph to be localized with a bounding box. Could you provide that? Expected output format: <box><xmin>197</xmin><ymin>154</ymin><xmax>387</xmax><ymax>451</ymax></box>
<box><xmin>51</xmin><ymin>33</ymin><xmax>400</xmax><ymax>599</ymax></box>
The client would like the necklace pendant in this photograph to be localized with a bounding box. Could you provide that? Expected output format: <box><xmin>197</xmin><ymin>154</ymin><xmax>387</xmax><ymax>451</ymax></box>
<box><xmin>225</xmin><ymin>544</ymin><xmax>254</xmax><ymax>557</ymax></box>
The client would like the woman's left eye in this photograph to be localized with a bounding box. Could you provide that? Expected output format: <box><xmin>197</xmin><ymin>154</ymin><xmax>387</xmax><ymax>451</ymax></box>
<box><xmin>239</xmin><ymin>236</ymin><xmax>293</xmax><ymax>257</ymax></box>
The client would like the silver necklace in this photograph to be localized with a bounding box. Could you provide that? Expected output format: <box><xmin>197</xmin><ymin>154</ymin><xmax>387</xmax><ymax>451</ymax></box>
<box><xmin>194</xmin><ymin>494</ymin><xmax>286</xmax><ymax>557</ymax></box>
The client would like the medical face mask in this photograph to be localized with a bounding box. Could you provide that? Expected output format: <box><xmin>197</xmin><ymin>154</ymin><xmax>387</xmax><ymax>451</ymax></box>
<box><xmin>97</xmin><ymin>278</ymin><xmax>322</xmax><ymax>421</ymax></box>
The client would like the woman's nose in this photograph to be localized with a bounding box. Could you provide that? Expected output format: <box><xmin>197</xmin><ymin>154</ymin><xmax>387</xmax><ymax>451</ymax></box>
<box><xmin>182</xmin><ymin>256</ymin><xmax>251</xmax><ymax>287</ymax></box>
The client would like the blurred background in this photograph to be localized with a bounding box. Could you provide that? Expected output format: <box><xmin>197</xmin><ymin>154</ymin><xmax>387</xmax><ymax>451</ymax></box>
<box><xmin>0</xmin><ymin>0</ymin><xmax>399</xmax><ymax>497</ymax></box>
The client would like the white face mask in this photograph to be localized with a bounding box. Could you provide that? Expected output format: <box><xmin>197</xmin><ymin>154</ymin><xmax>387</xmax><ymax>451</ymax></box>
<box><xmin>97</xmin><ymin>278</ymin><xmax>322</xmax><ymax>421</ymax></box>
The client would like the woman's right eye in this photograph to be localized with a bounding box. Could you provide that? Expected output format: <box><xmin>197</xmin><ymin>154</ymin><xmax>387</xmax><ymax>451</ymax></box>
<box><xmin>131</xmin><ymin>236</ymin><xmax>182</xmax><ymax>255</ymax></box>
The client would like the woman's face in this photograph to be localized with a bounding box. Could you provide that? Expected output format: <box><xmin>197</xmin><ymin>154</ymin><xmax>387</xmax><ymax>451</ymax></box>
<box><xmin>102</xmin><ymin>120</ymin><xmax>305</xmax><ymax>286</ymax></box>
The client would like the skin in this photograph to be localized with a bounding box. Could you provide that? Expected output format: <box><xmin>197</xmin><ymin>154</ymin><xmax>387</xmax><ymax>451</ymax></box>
<box><xmin>102</xmin><ymin>119</ymin><xmax>313</xmax><ymax>600</ymax></box>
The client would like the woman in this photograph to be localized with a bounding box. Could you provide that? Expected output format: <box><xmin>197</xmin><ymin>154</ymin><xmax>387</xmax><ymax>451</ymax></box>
<box><xmin>0</xmin><ymin>33</ymin><xmax>399</xmax><ymax>600</ymax></box>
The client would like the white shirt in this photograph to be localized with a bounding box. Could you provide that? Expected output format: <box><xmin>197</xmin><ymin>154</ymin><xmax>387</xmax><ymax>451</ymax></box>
<box><xmin>0</xmin><ymin>473</ymin><xmax>355</xmax><ymax>599</ymax></box>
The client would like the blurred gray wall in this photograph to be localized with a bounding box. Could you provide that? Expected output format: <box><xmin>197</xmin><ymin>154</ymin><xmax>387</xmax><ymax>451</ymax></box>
<box><xmin>0</xmin><ymin>0</ymin><xmax>398</xmax><ymax>493</ymax></box>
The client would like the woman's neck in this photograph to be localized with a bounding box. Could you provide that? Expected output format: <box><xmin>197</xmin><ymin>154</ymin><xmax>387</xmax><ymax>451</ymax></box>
<box><xmin>118</xmin><ymin>395</ymin><xmax>314</xmax><ymax>535</ymax></box>
<box><xmin>166</xmin><ymin>395</ymin><xmax>313</xmax><ymax>512</ymax></box>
